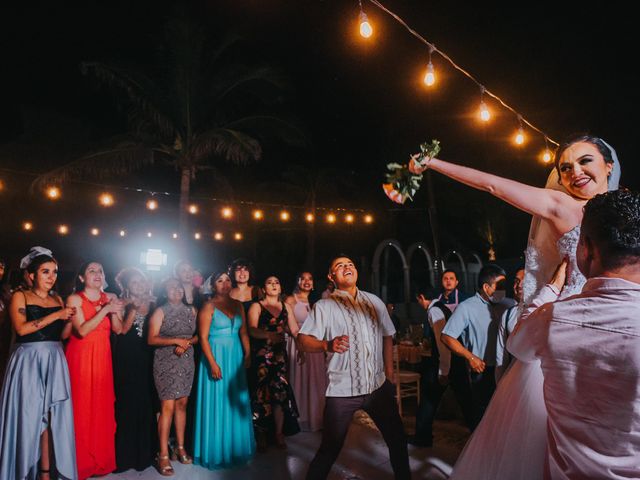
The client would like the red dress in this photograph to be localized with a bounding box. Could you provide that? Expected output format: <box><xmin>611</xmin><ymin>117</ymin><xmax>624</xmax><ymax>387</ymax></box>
<box><xmin>65</xmin><ymin>292</ymin><xmax>117</xmax><ymax>479</ymax></box>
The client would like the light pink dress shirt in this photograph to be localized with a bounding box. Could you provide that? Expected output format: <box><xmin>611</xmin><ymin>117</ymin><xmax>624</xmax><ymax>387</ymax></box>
<box><xmin>508</xmin><ymin>277</ymin><xmax>640</xmax><ymax>479</ymax></box>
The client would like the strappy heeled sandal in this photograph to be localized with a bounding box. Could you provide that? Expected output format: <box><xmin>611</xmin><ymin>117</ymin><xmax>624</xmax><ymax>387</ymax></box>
<box><xmin>155</xmin><ymin>453</ymin><xmax>175</xmax><ymax>476</ymax></box>
<box><xmin>171</xmin><ymin>445</ymin><xmax>193</xmax><ymax>464</ymax></box>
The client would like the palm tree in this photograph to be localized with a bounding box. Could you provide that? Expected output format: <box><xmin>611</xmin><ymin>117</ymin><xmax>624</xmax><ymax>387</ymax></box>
<box><xmin>33</xmin><ymin>11</ymin><xmax>304</xmax><ymax>235</ymax></box>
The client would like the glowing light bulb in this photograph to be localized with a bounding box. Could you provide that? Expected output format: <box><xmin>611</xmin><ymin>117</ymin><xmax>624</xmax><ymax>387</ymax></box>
<box><xmin>119</xmin><ymin>230</ymin><xmax>126</xmax><ymax>237</ymax></box>
<box><xmin>479</xmin><ymin>101</ymin><xmax>491</xmax><ymax>122</ymax></box>
<box><xmin>172</xmin><ymin>233</ymin><xmax>178</xmax><ymax>239</ymax></box>
<box><xmin>188</xmin><ymin>204</ymin><xmax>198</xmax><ymax>214</ymax></box>
<box><xmin>359</xmin><ymin>12</ymin><xmax>372</xmax><ymax>38</ymax></box>
<box><xmin>542</xmin><ymin>149</ymin><xmax>553</xmax><ymax>163</ymax></box>
<box><xmin>146</xmin><ymin>199</ymin><xmax>158</xmax><ymax>210</ymax></box>
<box><xmin>253</xmin><ymin>210</ymin><xmax>264</xmax><ymax>220</ymax></box>
<box><xmin>326</xmin><ymin>213</ymin><xmax>337</xmax><ymax>224</ymax></box>
<box><xmin>194</xmin><ymin>232</ymin><xmax>201</xmax><ymax>240</ymax></box>
<box><xmin>214</xmin><ymin>232</ymin><xmax>223</xmax><ymax>241</ymax></box>
<box><xmin>23</xmin><ymin>222</ymin><xmax>33</xmax><ymax>231</ymax></box>
<box><xmin>280</xmin><ymin>211</ymin><xmax>290</xmax><ymax>222</ymax></box>
<box><xmin>234</xmin><ymin>232</ymin><xmax>243</xmax><ymax>241</ymax></box>
<box><xmin>221</xmin><ymin>207</ymin><xmax>233</xmax><ymax>219</ymax></box>
<box><xmin>147</xmin><ymin>232</ymin><xmax>152</xmax><ymax>238</ymax></box>
<box><xmin>90</xmin><ymin>228</ymin><xmax>100</xmax><ymax>236</ymax></box>
<box><xmin>58</xmin><ymin>225</ymin><xmax>69</xmax><ymax>235</ymax></box>
<box><xmin>0</xmin><ymin>179</ymin><xmax>4</xmax><ymax>191</ymax></box>
<box><xmin>423</xmin><ymin>61</ymin><xmax>435</xmax><ymax>87</ymax></box>
<box><xmin>46</xmin><ymin>186</ymin><xmax>61</xmax><ymax>200</ymax></box>
<box><xmin>514</xmin><ymin>127</ymin><xmax>525</xmax><ymax>145</ymax></box>
<box><xmin>99</xmin><ymin>193</ymin><xmax>114</xmax><ymax>206</ymax></box>
<box><xmin>305</xmin><ymin>213</ymin><xmax>315</xmax><ymax>223</ymax></box>
<box><xmin>345</xmin><ymin>213</ymin><xmax>355</xmax><ymax>223</ymax></box>
<box><xmin>364</xmin><ymin>214</ymin><xmax>374</xmax><ymax>224</ymax></box>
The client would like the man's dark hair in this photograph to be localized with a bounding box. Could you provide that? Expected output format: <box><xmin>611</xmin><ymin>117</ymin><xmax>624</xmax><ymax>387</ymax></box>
<box><xmin>327</xmin><ymin>254</ymin><xmax>356</xmax><ymax>273</ymax></box>
<box><xmin>477</xmin><ymin>264</ymin><xmax>506</xmax><ymax>290</ymax></box>
<box><xmin>582</xmin><ymin>189</ymin><xmax>640</xmax><ymax>269</ymax></box>
<box><xmin>441</xmin><ymin>269</ymin><xmax>458</xmax><ymax>280</ymax></box>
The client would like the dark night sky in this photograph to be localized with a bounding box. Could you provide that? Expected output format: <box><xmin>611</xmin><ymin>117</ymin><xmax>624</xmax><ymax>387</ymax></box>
<box><xmin>0</xmin><ymin>1</ymin><xmax>637</xmax><ymax>294</ymax></box>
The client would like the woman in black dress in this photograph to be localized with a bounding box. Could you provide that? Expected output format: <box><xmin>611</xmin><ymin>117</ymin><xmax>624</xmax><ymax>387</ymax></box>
<box><xmin>112</xmin><ymin>267</ymin><xmax>157</xmax><ymax>472</ymax></box>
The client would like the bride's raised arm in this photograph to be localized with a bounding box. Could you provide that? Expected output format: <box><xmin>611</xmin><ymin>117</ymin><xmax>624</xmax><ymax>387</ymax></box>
<box><xmin>418</xmin><ymin>156</ymin><xmax>576</xmax><ymax>227</ymax></box>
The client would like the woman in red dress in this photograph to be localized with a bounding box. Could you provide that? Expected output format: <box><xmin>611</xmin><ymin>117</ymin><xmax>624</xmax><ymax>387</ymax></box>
<box><xmin>65</xmin><ymin>261</ymin><xmax>124</xmax><ymax>479</ymax></box>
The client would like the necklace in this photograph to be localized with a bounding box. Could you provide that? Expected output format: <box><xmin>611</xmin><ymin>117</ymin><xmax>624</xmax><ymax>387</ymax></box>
<box><xmin>31</xmin><ymin>289</ymin><xmax>49</xmax><ymax>300</ymax></box>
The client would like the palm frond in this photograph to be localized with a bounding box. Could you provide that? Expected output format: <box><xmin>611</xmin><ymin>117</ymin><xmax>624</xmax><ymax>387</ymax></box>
<box><xmin>225</xmin><ymin>115</ymin><xmax>308</xmax><ymax>147</ymax></box>
<box><xmin>31</xmin><ymin>139</ymin><xmax>160</xmax><ymax>191</ymax></box>
<box><xmin>81</xmin><ymin>62</ymin><xmax>178</xmax><ymax>140</ymax></box>
<box><xmin>189</xmin><ymin>128</ymin><xmax>261</xmax><ymax>167</ymax></box>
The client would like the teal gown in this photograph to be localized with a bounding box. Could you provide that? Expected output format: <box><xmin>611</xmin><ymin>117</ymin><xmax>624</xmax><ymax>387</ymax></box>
<box><xmin>193</xmin><ymin>309</ymin><xmax>255</xmax><ymax>468</ymax></box>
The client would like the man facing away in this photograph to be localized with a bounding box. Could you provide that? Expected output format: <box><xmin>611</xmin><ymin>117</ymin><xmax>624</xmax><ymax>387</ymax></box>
<box><xmin>441</xmin><ymin>264</ymin><xmax>513</xmax><ymax>429</ymax></box>
<box><xmin>509</xmin><ymin>189</ymin><xmax>640</xmax><ymax>479</ymax></box>
<box><xmin>298</xmin><ymin>255</ymin><xmax>411</xmax><ymax>480</ymax></box>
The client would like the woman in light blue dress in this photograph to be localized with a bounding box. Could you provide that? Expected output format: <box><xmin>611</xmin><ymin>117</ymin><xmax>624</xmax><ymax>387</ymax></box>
<box><xmin>193</xmin><ymin>271</ymin><xmax>255</xmax><ymax>468</ymax></box>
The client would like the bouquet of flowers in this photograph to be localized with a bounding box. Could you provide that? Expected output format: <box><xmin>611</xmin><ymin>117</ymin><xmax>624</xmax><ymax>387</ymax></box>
<box><xmin>382</xmin><ymin>139</ymin><xmax>441</xmax><ymax>204</ymax></box>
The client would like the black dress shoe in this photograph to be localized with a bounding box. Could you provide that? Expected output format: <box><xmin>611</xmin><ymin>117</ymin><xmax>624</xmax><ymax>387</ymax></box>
<box><xmin>407</xmin><ymin>435</ymin><xmax>433</xmax><ymax>447</ymax></box>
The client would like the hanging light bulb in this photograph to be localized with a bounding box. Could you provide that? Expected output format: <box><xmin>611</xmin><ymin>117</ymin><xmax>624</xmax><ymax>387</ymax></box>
<box><xmin>90</xmin><ymin>228</ymin><xmax>100</xmax><ymax>236</ymax></box>
<box><xmin>234</xmin><ymin>232</ymin><xmax>243</xmax><ymax>241</ymax></box>
<box><xmin>252</xmin><ymin>209</ymin><xmax>264</xmax><ymax>220</ymax></box>
<box><xmin>345</xmin><ymin>213</ymin><xmax>355</xmax><ymax>223</ymax></box>
<box><xmin>146</xmin><ymin>198</ymin><xmax>158</xmax><ymax>210</ymax></box>
<box><xmin>214</xmin><ymin>232</ymin><xmax>224</xmax><ymax>241</ymax></box>
<box><xmin>58</xmin><ymin>225</ymin><xmax>69</xmax><ymax>235</ymax></box>
<box><xmin>194</xmin><ymin>232</ymin><xmax>201</xmax><ymax>240</ymax></box>
<box><xmin>359</xmin><ymin>12</ymin><xmax>372</xmax><ymax>38</ymax></box>
<box><xmin>99</xmin><ymin>193</ymin><xmax>114</xmax><ymax>207</ymax></box>
<box><xmin>46</xmin><ymin>186</ymin><xmax>61</xmax><ymax>200</ymax></box>
<box><xmin>542</xmin><ymin>149</ymin><xmax>553</xmax><ymax>164</ymax></box>
<box><xmin>364</xmin><ymin>214</ymin><xmax>374</xmax><ymax>224</ymax></box>
<box><xmin>280</xmin><ymin>211</ymin><xmax>290</xmax><ymax>222</ymax></box>
<box><xmin>513</xmin><ymin>116</ymin><xmax>525</xmax><ymax>146</ymax></box>
<box><xmin>423</xmin><ymin>46</ymin><xmax>436</xmax><ymax>87</ymax></box>
<box><xmin>305</xmin><ymin>213</ymin><xmax>315</xmax><ymax>223</ymax></box>
<box><xmin>188</xmin><ymin>204</ymin><xmax>198</xmax><ymax>215</ymax></box>
<box><xmin>221</xmin><ymin>207</ymin><xmax>233</xmax><ymax>219</ymax></box>
<box><xmin>147</xmin><ymin>231</ymin><xmax>152</xmax><ymax>238</ymax></box>
<box><xmin>119</xmin><ymin>230</ymin><xmax>126</xmax><ymax>237</ymax></box>
<box><xmin>23</xmin><ymin>221</ymin><xmax>33</xmax><ymax>231</ymax></box>
<box><xmin>326</xmin><ymin>213</ymin><xmax>337</xmax><ymax>224</ymax></box>
<box><xmin>172</xmin><ymin>232</ymin><xmax>178</xmax><ymax>239</ymax></box>
<box><xmin>0</xmin><ymin>179</ymin><xmax>5</xmax><ymax>191</ymax></box>
<box><xmin>478</xmin><ymin>86</ymin><xmax>490</xmax><ymax>122</ymax></box>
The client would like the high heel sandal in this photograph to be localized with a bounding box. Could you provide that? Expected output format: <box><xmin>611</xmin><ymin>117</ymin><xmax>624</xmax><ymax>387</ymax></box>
<box><xmin>171</xmin><ymin>445</ymin><xmax>193</xmax><ymax>464</ymax></box>
<box><xmin>154</xmin><ymin>454</ymin><xmax>175</xmax><ymax>476</ymax></box>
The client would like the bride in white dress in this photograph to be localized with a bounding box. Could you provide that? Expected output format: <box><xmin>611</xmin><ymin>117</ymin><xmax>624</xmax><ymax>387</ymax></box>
<box><xmin>411</xmin><ymin>134</ymin><xmax>621</xmax><ymax>479</ymax></box>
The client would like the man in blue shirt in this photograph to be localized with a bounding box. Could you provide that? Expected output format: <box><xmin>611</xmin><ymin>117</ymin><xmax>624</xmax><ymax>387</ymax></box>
<box><xmin>441</xmin><ymin>264</ymin><xmax>512</xmax><ymax>429</ymax></box>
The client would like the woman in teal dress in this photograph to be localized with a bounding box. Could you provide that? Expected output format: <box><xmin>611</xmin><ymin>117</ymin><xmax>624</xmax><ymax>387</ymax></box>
<box><xmin>193</xmin><ymin>271</ymin><xmax>255</xmax><ymax>468</ymax></box>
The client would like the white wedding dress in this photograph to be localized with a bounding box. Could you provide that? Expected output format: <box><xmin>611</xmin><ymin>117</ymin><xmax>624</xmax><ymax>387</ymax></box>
<box><xmin>448</xmin><ymin>222</ymin><xmax>586</xmax><ymax>480</ymax></box>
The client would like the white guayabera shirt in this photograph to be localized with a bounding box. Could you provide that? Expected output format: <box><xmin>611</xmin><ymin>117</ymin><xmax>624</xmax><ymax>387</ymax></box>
<box><xmin>300</xmin><ymin>288</ymin><xmax>396</xmax><ymax>397</ymax></box>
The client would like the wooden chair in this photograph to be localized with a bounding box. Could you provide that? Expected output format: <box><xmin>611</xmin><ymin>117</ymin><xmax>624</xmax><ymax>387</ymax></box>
<box><xmin>392</xmin><ymin>345</ymin><xmax>421</xmax><ymax>417</ymax></box>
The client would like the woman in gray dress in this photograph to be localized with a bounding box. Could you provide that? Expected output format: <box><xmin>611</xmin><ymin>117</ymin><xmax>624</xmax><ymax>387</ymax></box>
<box><xmin>0</xmin><ymin>252</ymin><xmax>77</xmax><ymax>480</ymax></box>
<box><xmin>148</xmin><ymin>277</ymin><xmax>197</xmax><ymax>476</ymax></box>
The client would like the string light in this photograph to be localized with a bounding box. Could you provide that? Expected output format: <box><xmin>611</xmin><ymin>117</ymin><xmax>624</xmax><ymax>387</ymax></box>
<box><xmin>364</xmin><ymin>214</ymin><xmax>374</xmax><ymax>224</ymax></box>
<box><xmin>326</xmin><ymin>213</ymin><xmax>337</xmax><ymax>224</ymax></box>
<box><xmin>252</xmin><ymin>209</ymin><xmax>264</xmax><ymax>220</ymax></box>
<box><xmin>119</xmin><ymin>230</ymin><xmax>126</xmax><ymax>237</ymax></box>
<box><xmin>188</xmin><ymin>204</ymin><xmax>198</xmax><ymax>214</ymax></box>
<box><xmin>478</xmin><ymin>87</ymin><xmax>491</xmax><ymax>122</ymax></box>
<box><xmin>172</xmin><ymin>233</ymin><xmax>178</xmax><ymax>239</ymax></box>
<box><xmin>513</xmin><ymin>115</ymin><xmax>525</xmax><ymax>146</ymax></box>
<box><xmin>541</xmin><ymin>138</ymin><xmax>553</xmax><ymax>164</ymax></box>
<box><xmin>194</xmin><ymin>232</ymin><xmax>201</xmax><ymax>240</ymax></box>
<box><xmin>46</xmin><ymin>186</ymin><xmax>61</xmax><ymax>200</ymax></box>
<box><xmin>358</xmin><ymin>0</ymin><xmax>373</xmax><ymax>38</ymax></box>
<box><xmin>146</xmin><ymin>199</ymin><xmax>158</xmax><ymax>210</ymax></box>
<box><xmin>221</xmin><ymin>207</ymin><xmax>233</xmax><ymax>219</ymax></box>
<box><xmin>99</xmin><ymin>193</ymin><xmax>114</xmax><ymax>206</ymax></box>
<box><xmin>234</xmin><ymin>232</ymin><xmax>243</xmax><ymax>241</ymax></box>
<box><xmin>58</xmin><ymin>224</ymin><xmax>69</xmax><ymax>235</ymax></box>
<box><xmin>90</xmin><ymin>228</ymin><xmax>100</xmax><ymax>236</ymax></box>
<box><xmin>147</xmin><ymin>232</ymin><xmax>152</xmax><ymax>238</ymax></box>
<box><xmin>280</xmin><ymin>211</ymin><xmax>290</xmax><ymax>222</ymax></box>
<box><xmin>214</xmin><ymin>232</ymin><xmax>224</xmax><ymax>241</ymax></box>
<box><xmin>23</xmin><ymin>221</ymin><xmax>33</xmax><ymax>231</ymax></box>
<box><xmin>305</xmin><ymin>213</ymin><xmax>315</xmax><ymax>223</ymax></box>
<box><xmin>423</xmin><ymin>46</ymin><xmax>436</xmax><ymax>87</ymax></box>
<box><xmin>345</xmin><ymin>213</ymin><xmax>355</xmax><ymax>223</ymax></box>
<box><xmin>0</xmin><ymin>179</ymin><xmax>4</xmax><ymax>191</ymax></box>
